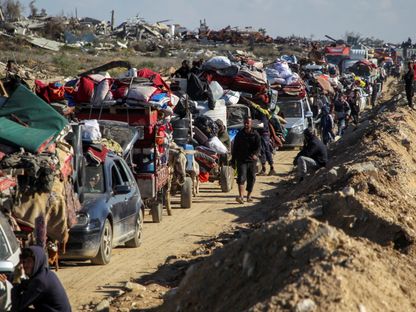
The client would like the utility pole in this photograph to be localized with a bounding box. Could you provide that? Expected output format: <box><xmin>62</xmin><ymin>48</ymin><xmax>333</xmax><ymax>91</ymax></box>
<box><xmin>111</xmin><ymin>10</ymin><xmax>114</xmax><ymax>31</ymax></box>
<box><xmin>0</xmin><ymin>7</ymin><xmax>5</xmax><ymax>22</ymax></box>
<box><xmin>75</xmin><ymin>8</ymin><xmax>78</xmax><ymax>19</ymax></box>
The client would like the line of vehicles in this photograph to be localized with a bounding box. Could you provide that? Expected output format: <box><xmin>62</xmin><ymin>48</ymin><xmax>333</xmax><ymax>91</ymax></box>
<box><xmin>0</xmin><ymin>40</ymin><xmax>388</xmax><ymax>296</ymax></box>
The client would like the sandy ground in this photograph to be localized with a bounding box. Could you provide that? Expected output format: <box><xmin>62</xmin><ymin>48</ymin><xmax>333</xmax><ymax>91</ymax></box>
<box><xmin>57</xmin><ymin>150</ymin><xmax>297</xmax><ymax>309</ymax></box>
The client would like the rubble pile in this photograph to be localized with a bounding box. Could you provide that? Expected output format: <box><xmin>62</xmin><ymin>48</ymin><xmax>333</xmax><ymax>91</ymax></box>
<box><xmin>198</xmin><ymin>19</ymin><xmax>273</xmax><ymax>44</ymax></box>
<box><xmin>0</xmin><ymin>8</ymin><xmax>305</xmax><ymax>55</ymax></box>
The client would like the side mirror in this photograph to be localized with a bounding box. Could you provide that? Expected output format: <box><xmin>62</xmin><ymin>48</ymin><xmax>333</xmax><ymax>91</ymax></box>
<box><xmin>114</xmin><ymin>185</ymin><xmax>131</xmax><ymax>195</ymax></box>
<box><xmin>305</xmin><ymin>111</ymin><xmax>313</xmax><ymax>118</ymax></box>
<box><xmin>0</xmin><ymin>261</ymin><xmax>14</xmax><ymax>273</ymax></box>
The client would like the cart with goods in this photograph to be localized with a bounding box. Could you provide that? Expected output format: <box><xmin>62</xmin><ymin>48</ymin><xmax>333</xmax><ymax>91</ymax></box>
<box><xmin>76</xmin><ymin>106</ymin><xmax>171</xmax><ymax>223</ymax></box>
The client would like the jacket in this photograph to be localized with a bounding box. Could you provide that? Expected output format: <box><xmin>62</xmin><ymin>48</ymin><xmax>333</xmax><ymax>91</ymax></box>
<box><xmin>12</xmin><ymin>246</ymin><xmax>71</xmax><ymax>312</ymax></box>
<box><xmin>294</xmin><ymin>136</ymin><xmax>328</xmax><ymax>167</ymax></box>
<box><xmin>232</xmin><ymin>129</ymin><xmax>261</xmax><ymax>163</ymax></box>
<box><xmin>404</xmin><ymin>69</ymin><xmax>414</xmax><ymax>88</ymax></box>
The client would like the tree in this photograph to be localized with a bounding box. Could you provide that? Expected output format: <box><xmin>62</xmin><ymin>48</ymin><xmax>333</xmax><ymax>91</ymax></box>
<box><xmin>1</xmin><ymin>0</ymin><xmax>23</xmax><ymax>21</ymax></box>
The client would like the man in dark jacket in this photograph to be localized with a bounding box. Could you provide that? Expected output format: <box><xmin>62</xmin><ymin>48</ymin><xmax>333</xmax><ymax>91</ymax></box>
<box><xmin>403</xmin><ymin>61</ymin><xmax>414</xmax><ymax>108</ymax></box>
<box><xmin>293</xmin><ymin>129</ymin><xmax>328</xmax><ymax>182</ymax></box>
<box><xmin>232</xmin><ymin>117</ymin><xmax>261</xmax><ymax>204</ymax></box>
<box><xmin>173</xmin><ymin>60</ymin><xmax>190</xmax><ymax>79</ymax></box>
<box><xmin>11</xmin><ymin>246</ymin><xmax>71</xmax><ymax>312</ymax></box>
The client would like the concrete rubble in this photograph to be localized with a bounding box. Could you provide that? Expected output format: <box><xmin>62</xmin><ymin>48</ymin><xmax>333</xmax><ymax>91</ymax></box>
<box><xmin>0</xmin><ymin>7</ymin><xmax>286</xmax><ymax>54</ymax></box>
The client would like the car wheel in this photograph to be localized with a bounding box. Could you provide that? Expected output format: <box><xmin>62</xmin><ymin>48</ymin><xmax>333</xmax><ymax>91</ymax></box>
<box><xmin>125</xmin><ymin>209</ymin><xmax>143</xmax><ymax>248</ymax></box>
<box><xmin>91</xmin><ymin>219</ymin><xmax>112</xmax><ymax>265</ymax></box>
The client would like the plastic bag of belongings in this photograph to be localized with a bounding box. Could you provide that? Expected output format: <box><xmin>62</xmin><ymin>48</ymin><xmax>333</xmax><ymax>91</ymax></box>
<box><xmin>200</xmin><ymin>56</ymin><xmax>268</xmax><ymax>95</ymax></box>
<box><xmin>266</xmin><ymin>58</ymin><xmax>307</xmax><ymax>98</ymax></box>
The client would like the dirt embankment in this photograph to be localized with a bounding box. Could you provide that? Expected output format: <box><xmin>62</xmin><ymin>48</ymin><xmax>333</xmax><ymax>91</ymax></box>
<box><xmin>158</xmin><ymin>80</ymin><xmax>416</xmax><ymax>312</ymax></box>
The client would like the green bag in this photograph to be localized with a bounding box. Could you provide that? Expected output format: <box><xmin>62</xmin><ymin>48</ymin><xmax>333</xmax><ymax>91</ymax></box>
<box><xmin>0</xmin><ymin>85</ymin><xmax>68</xmax><ymax>152</ymax></box>
<box><xmin>0</xmin><ymin>117</ymin><xmax>54</xmax><ymax>153</ymax></box>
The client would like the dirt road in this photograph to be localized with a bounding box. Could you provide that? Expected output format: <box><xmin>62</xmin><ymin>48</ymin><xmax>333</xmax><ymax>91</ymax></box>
<box><xmin>57</xmin><ymin>150</ymin><xmax>297</xmax><ymax>309</ymax></box>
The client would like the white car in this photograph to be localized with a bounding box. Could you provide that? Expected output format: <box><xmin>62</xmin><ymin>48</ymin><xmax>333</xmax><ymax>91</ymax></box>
<box><xmin>277</xmin><ymin>97</ymin><xmax>314</xmax><ymax>147</ymax></box>
<box><xmin>0</xmin><ymin>212</ymin><xmax>21</xmax><ymax>311</ymax></box>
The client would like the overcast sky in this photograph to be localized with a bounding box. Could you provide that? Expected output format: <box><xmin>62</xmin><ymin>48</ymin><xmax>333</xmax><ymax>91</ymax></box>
<box><xmin>19</xmin><ymin>0</ymin><xmax>414</xmax><ymax>43</ymax></box>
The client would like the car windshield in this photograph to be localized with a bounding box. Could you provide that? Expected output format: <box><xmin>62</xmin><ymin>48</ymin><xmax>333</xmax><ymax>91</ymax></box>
<box><xmin>278</xmin><ymin>101</ymin><xmax>302</xmax><ymax>118</ymax></box>
<box><xmin>84</xmin><ymin>165</ymin><xmax>105</xmax><ymax>193</ymax></box>
<box><xmin>99</xmin><ymin>122</ymin><xmax>137</xmax><ymax>152</ymax></box>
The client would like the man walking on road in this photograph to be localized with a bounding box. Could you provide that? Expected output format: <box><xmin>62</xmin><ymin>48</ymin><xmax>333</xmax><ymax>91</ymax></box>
<box><xmin>293</xmin><ymin>129</ymin><xmax>328</xmax><ymax>182</ymax></box>
<box><xmin>232</xmin><ymin>117</ymin><xmax>261</xmax><ymax>204</ymax></box>
<box><xmin>349</xmin><ymin>89</ymin><xmax>361</xmax><ymax>125</ymax></box>
<box><xmin>403</xmin><ymin>61</ymin><xmax>414</xmax><ymax>109</ymax></box>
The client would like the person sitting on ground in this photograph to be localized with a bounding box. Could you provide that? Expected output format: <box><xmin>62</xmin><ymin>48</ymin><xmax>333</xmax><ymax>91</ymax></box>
<box><xmin>232</xmin><ymin>117</ymin><xmax>261</xmax><ymax>204</ymax></box>
<box><xmin>293</xmin><ymin>128</ymin><xmax>328</xmax><ymax>182</ymax></box>
<box><xmin>9</xmin><ymin>246</ymin><xmax>71</xmax><ymax>312</ymax></box>
<box><xmin>173</xmin><ymin>60</ymin><xmax>191</xmax><ymax>79</ymax></box>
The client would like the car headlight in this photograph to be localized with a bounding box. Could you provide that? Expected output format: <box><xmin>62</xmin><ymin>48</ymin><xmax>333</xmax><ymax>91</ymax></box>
<box><xmin>76</xmin><ymin>213</ymin><xmax>89</xmax><ymax>227</ymax></box>
<box><xmin>291</xmin><ymin>125</ymin><xmax>304</xmax><ymax>134</ymax></box>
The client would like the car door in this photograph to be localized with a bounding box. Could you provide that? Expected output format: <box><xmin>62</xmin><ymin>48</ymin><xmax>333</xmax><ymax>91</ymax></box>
<box><xmin>114</xmin><ymin>159</ymin><xmax>139</xmax><ymax>234</ymax></box>
<box><xmin>108</xmin><ymin>162</ymin><xmax>128</xmax><ymax>242</ymax></box>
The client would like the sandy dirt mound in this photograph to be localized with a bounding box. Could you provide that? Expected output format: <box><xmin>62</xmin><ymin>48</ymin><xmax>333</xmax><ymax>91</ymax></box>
<box><xmin>271</xmin><ymin>81</ymin><xmax>416</xmax><ymax>255</ymax></box>
<box><xmin>158</xmin><ymin>81</ymin><xmax>416</xmax><ymax>311</ymax></box>
<box><xmin>160</xmin><ymin>218</ymin><xmax>416</xmax><ymax>312</ymax></box>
